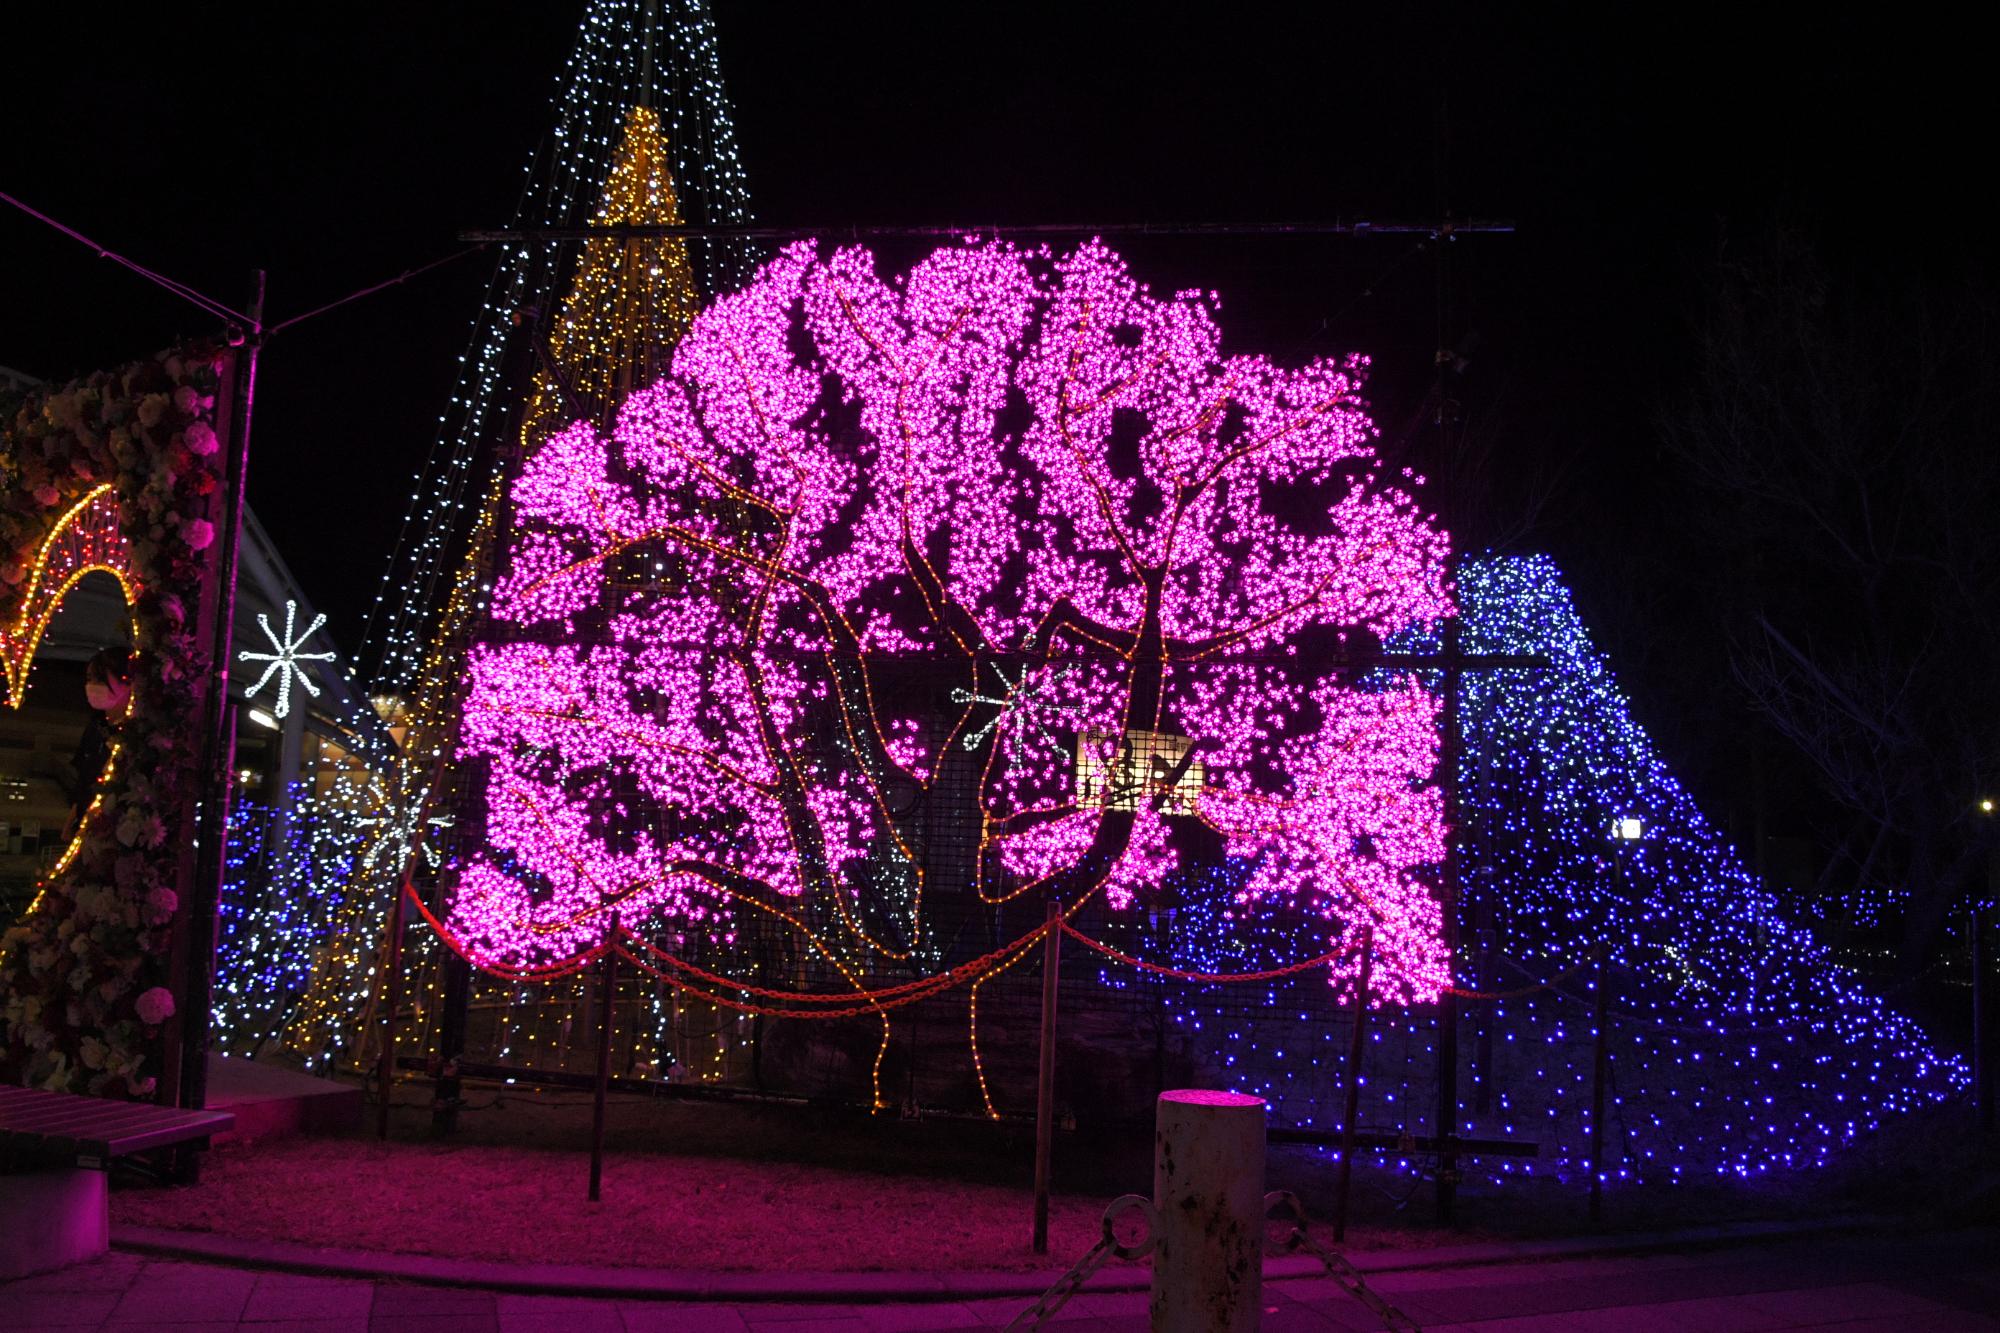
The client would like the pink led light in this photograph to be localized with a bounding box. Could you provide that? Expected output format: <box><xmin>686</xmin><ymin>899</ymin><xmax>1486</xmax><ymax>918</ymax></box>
<box><xmin>452</xmin><ymin>239</ymin><xmax>1453</xmax><ymax>1003</ymax></box>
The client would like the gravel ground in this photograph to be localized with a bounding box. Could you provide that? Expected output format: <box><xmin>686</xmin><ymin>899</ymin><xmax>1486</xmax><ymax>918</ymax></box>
<box><xmin>106</xmin><ymin>1078</ymin><xmax>1995</xmax><ymax>1273</ymax></box>
<box><xmin>112</xmin><ymin>1132</ymin><xmax>1121</xmax><ymax>1271</ymax></box>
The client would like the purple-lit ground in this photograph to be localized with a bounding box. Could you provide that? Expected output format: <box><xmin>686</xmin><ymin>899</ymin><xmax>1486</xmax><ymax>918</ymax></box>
<box><xmin>114</xmin><ymin>1122</ymin><xmax>1108</xmax><ymax>1272</ymax></box>
<box><xmin>10</xmin><ymin>1227</ymin><xmax>2000</xmax><ymax>1330</ymax></box>
<box><xmin>105</xmin><ymin>1085</ymin><xmax>1997</xmax><ymax>1274</ymax></box>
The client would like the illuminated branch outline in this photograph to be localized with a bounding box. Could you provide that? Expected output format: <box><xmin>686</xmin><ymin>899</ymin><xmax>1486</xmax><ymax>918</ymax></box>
<box><xmin>452</xmin><ymin>239</ymin><xmax>1454</xmax><ymax>1008</ymax></box>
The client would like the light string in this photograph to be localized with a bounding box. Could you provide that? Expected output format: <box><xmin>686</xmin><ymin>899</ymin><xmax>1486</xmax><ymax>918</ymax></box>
<box><xmin>0</xmin><ymin>189</ymin><xmax>255</xmax><ymax>329</ymax></box>
<box><xmin>265</xmin><ymin>246</ymin><xmax>489</xmax><ymax>338</ymax></box>
<box><xmin>262</xmin><ymin>0</ymin><xmax>757</xmax><ymax>1076</ymax></box>
<box><xmin>356</xmin><ymin>0</ymin><xmax>754</xmax><ymax>693</ymax></box>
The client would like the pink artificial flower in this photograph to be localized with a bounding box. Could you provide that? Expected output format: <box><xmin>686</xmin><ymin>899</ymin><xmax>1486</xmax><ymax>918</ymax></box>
<box><xmin>181</xmin><ymin>518</ymin><xmax>215</xmax><ymax>551</ymax></box>
<box><xmin>135</xmin><ymin>986</ymin><xmax>176</xmax><ymax>1026</ymax></box>
<box><xmin>183</xmin><ymin>421</ymin><xmax>219</xmax><ymax>457</ymax></box>
<box><xmin>143</xmin><ymin>885</ymin><xmax>178</xmax><ymax>924</ymax></box>
<box><xmin>33</xmin><ymin>483</ymin><xmax>62</xmax><ymax>507</ymax></box>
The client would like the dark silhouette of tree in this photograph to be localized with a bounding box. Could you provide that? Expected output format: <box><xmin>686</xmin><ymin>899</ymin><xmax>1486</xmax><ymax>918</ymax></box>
<box><xmin>1659</xmin><ymin>226</ymin><xmax>2000</xmax><ymax>962</ymax></box>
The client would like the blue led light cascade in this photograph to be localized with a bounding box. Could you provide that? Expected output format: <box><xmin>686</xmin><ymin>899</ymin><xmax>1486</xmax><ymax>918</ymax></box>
<box><xmin>1139</xmin><ymin>555</ymin><xmax>1965</xmax><ymax>1183</ymax></box>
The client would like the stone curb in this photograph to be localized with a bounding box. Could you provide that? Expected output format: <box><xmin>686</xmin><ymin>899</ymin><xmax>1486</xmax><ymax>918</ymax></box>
<box><xmin>111</xmin><ymin>1212</ymin><xmax>1888</xmax><ymax>1304</ymax></box>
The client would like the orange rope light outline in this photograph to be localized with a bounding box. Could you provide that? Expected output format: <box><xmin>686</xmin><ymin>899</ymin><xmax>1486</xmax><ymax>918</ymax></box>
<box><xmin>487</xmin><ymin>274</ymin><xmax>1401</xmax><ymax>949</ymax></box>
<box><xmin>0</xmin><ymin>485</ymin><xmax>139</xmax><ymax>964</ymax></box>
<box><xmin>404</xmin><ymin>877</ymin><xmax>1046</xmax><ymax>1011</ymax></box>
<box><xmin>0</xmin><ymin>743</ymin><xmax>204</xmax><ymax>986</ymax></box>
<box><xmin>620</xmin><ymin>924</ymin><xmax>1051</xmax><ymax>1003</ymax></box>
<box><xmin>1056</xmin><ymin>916</ymin><xmax>1363</xmax><ymax>984</ymax></box>
<box><xmin>414</xmin><ymin>872</ymin><xmax>1501</xmax><ymax>1012</ymax></box>
<box><xmin>619</xmin><ymin>944</ymin><xmax>1025</xmax><ymax>1021</ymax></box>
<box><xmin>967</xmin><ymin>915</ymin><xmax>1047</xmax><ymax>1116</ymax></box>
<box><xmin>43</xmin><ymin>741</ymin><xmax>121</xmax><ymax>885</ymax></box>
<box><xmin>437</xmin><ymin>256</ymin><xmax>1457</xmax><ymax>1105</ymax></box>
<box><xmin>2</xmin><ymin>485</ymin><xmax>138</xmax><ymax>707</ymax></box>
<box><xmin>0</xmin><ymin>742</ymin><xmax>124</xmax><ymax>952</ymax></box>
<box><xmin>481</xmin><ymin>536</ymin><xmax>1418</xmax><ymax>971</ymax></box>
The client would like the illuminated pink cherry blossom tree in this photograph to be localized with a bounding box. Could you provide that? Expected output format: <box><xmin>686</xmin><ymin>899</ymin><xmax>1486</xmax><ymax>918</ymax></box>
<box><xmin>451</xmin><ymin>238</ymin><xmax>1454</xmax><ymax>1004</ymax></box>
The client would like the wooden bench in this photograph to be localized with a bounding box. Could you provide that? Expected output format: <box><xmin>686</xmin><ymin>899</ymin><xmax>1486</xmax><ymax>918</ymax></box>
<box><xmin>0</xmin><ymin>1085</ymin><xmax>233</xmax><ymax>1278</ymax></box>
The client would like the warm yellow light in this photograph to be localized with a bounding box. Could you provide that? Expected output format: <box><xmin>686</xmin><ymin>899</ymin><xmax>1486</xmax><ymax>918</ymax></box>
<box><xmin>521</xmin><ymin>103</ymin><xmax>702</xmax><ymax>451</ymax></box>
<box><xmin>2</xmin><ymin>485</ymin><xmax>138</xmax><ymax>708</ymax></box>
<box><xmin>288</xmin><ymin>104</ymin><xmax>720</xmax><ymax>1078</ymax></box>
<box><xmin>0</xmin><ymin>741</ymin><xmax>130</xmax><ymax>945</ymax></box>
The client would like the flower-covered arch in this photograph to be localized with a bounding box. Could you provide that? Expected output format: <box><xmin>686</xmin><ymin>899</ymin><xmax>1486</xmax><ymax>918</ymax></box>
<box><xmin>0</xmin><ymin>347</ymin><xmax>227</xmax><ymax>1096</ymax></box>
<box><xmin>453</xmin><ymin>240</ymin><xmax>1455</xmax><ymax>1007</ymax></box>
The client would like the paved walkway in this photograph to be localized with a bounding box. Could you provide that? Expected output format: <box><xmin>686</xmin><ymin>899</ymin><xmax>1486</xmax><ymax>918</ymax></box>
<box><xmin>5</xmin><ymin>1227</ymin><xmax>1997</xmax><ymax>1331</ymax></box>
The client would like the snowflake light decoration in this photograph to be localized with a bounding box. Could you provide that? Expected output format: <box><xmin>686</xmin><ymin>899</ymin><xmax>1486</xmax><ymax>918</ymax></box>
<box><xmin>357</xmin><ymin>772</ymin><xmax>454</xmax><ymax>875</ymax></box>
<box><xmin>951</xmin><ymin>661</ymin><xmax>1079</xmax><ymax>762</ymax></box>
<box><xmin>238</xmin><ymin>601</ymin><xmax>336</xmax><ymax>720</ymax></box>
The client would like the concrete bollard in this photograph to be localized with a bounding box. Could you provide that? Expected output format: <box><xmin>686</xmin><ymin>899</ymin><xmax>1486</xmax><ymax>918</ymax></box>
<box><xmin>1152</xmin><ymin>1089</ymin><xmax>1267</xmax><ymax>1332</ymax></box>
<box><xmin>0</xmin><ymin>1167</ymin><xmax>107</xmax><ymax>1278</ymax></box>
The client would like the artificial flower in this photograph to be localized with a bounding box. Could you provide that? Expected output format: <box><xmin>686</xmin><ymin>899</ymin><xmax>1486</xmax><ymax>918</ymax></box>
<box><xmin>0</xmin><ymin>343</ymin><xmax>222</xmax><ymax>1097</ymax></box>
<box><xmin>134</xmin><ymin>987</ymin><xmax>175</xmax><ymax>1025</ymax></box>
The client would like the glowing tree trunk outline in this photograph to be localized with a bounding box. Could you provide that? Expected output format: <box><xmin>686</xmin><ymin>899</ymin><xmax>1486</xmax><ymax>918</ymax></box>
<box><xmin>454</xmin><ymin>240</ymin><xmax>1455</xmax><ymax>1096</ymax></box>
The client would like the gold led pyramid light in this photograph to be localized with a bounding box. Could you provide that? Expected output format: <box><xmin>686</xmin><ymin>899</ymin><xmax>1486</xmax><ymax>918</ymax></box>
<box><xmin>522</xmin><ymin>103</ymin><xmax>702</xmax><ymax>450</ymax></box>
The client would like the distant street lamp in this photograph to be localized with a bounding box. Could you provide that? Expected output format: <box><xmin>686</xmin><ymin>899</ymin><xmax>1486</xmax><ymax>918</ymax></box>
<box><xmin>1608</xmin><ymin>816</ymin><xmax>1645</xmax><ymax>903</ymax></box>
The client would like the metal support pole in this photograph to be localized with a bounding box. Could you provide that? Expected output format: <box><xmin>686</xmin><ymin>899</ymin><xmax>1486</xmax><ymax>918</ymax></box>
<box><xmin>1589</xmin><ymin>947</ymin><xmax>1609</xmax><ymax>1225</ymax></box>
<box><xmin>589</xmin><ymin>924</ymin><xmax>619</xmax><ymax>1202</ymax></box>
<box><xmin>167</xmin><ymin>273</ymin><xmax>263</xmax><ymax>1176</ymax></box>
<box><xmin>1975</xmin><ymin>906</ymin><xmax>1990</xmax><ymax>1133</ymax></box>
<box><xmin>1032</xmin><ymin>897</ymin><xmax>1062</xmax><ymax>1254</ymax></box>
<box><xmin>265</xmin><ymin>678</ymin><xmax>306</xmax><ymax>839</ymax></box>
<box><xmin>1473</xmin><ymin>917</ymin><xmax>1496</xmax><ymax>1116</ymax></box>
<box><xmin>1437</xmin><ymin>620</ymin><xmax>1462</xmax><ymax>1225</ymax></box>
<box><xmin>1333</xmin><ymin>924</ymin><xmax>1374</xmax><ymax>1242</ymax></box>
<box><xmin>466</xmin><ymin>218</ymin><xmax>1518</xmax><ymax>244</ymax></box>
<box><xmin>432</xmin><ymin>951</ymin><xmax>470</xmax><ymax>1136</ymax></box>
<box><xmin>1437</xmin><ymin>969</ymin><xmax>1459</xmax><ymax>1226</ymax></box>
<box><xmin>376</xmin><ymin>880</ymin><xmax>406</xmax><ymax>1140</ymax></box>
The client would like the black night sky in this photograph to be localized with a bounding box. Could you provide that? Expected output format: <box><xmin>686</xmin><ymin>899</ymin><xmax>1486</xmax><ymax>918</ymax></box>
<box><xmin>2</xmin><ymin>3</ymin><xmax>1989</xmax><ymax>839</ymax></box>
